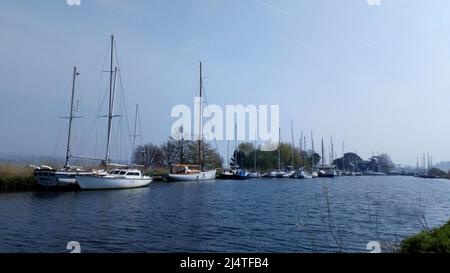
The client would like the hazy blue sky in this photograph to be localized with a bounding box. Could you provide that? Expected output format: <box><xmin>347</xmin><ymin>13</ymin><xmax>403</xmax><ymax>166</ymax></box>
<box><xmin>1</xmin><ymin>0</ymin><xmax>450</xmax><ymax>166</ymax></box>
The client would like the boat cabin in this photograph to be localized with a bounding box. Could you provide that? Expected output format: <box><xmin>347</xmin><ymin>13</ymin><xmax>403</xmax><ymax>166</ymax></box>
<box><xmin>171</xmin><ymin>164</ymin><xmax>201</xmax><ymax>175</ymax></box>
<box><xmin>108</xmin><ymin>169</ymin><xmax>143</xmax><ymax>177</ymax></box>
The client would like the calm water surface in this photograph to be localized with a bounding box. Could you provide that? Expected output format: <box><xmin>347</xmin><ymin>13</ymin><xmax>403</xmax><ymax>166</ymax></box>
<box><xmin>1</xmin><ymin>176</ymin><xmax>450</xmax><ymax>253</ymax></box>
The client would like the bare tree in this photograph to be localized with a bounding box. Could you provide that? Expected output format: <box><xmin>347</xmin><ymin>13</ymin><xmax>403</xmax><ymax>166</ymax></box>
<box><xmin>160</xmin><ymin>139</ymin><xmax>179</xmax><ymax>168</ymax></box>
<box><xmin>176</xmin><ymin>138</ymin><xmax>189</xmax><ymax>165</ymax></box>
<box><xmin>187</xmin><ymin>141</ymin><xmax>223</xmax><ymax>169</ymax></box>
<box><xmin>133</xmin><ymin>143</ymin><xmax>162</xmax><ymax>168</ymax></box>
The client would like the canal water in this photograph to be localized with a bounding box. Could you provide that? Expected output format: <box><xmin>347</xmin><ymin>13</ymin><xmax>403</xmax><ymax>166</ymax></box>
<box><xmin>1</xmin><ymin>176</ymin><xmax>449</xmax><ymax>253</ymax></box>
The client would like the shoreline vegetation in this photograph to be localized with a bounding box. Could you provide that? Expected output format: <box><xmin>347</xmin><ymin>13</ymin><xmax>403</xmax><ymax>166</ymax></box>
<box><xmin>0</xmin><ymin>165</ymin><xmax>37</xmax><ymax>192</ymax></box>
<box><xmin>400</xmin><ymin>221</ymin><xmax>450</xmax><ymax>253</ymax></box>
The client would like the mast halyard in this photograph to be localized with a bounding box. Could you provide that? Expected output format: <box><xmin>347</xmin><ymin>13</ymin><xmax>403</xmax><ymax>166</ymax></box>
<box><xmin>64</xmin><ymin>66</ymin><xmax>80</xmax><ymax>168</ymax></box>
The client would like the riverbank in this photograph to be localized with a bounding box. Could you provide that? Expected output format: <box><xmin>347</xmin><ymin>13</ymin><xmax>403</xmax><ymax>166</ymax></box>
<box><xmin>0</xmin><ymin>165</ymin><xmax>37</xmax><ymax>192</ymax></box>
<box><xmin>400</xmin><ymin>220</ymin><xmax>450</xmax><ymax>253</ymax></box>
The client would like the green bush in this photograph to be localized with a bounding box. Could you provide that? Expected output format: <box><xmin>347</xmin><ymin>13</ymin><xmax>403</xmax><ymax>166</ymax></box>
<box><xmin>400</xmin><ymin>220</ymin><xmax>450</xmax><ymax>253</ymax></box>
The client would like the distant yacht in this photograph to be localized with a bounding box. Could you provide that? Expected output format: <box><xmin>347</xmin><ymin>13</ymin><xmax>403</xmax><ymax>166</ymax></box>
<box><xmin>248</xmin><ymin>172</ymin><xmax>261</xmax><ymax>178</ymax></box>
<box><xmin>362</xmin><ymin>170</ymin><xmax>385</xmax><ymax>176</ymax></box>
<box><xmin>318</xmin><ymin>168</ymin><xmax>336</xmax><ymax>178</ymax></box>
<box><xmin>248</xmin><ymin>138</ymin><xmax>261</xmax><ymax>178</ymax></box>
<box><xmin>168</xmin><ymin>164</ymin><xmax>216</xmax><ymax>181</ymax></box>
<box><xmin>166</xmin><ymin>62</ymin><xmax>216</xmax><ymax>182</ymax></box>
<box><xmin>33</xmin><ymin>66</ymin><xmax>93</xmax><ymax>188</ymax></box>
<box><xmin>283</xmin><ymin>166</ymin><xmax>296</xmax><ymax>178</ymax></box>
<box><xmin>262</xmin><ymin>127</ymin><xmax>288</xmax><ymax>178</ymax></box>
<box><xmin>233</xmin><ymin>169</ymin><xmax>250</xmax><ymax>179</ymax></box>
<box><xmin>75</xmin><ymin>35</ymin><xmax>151</xmax><ymax>190</ymax></box>
<box><xmin>219</xmin><ymin>168</ymin><xmax>235</xmax><ymax>179</ymax></box>
<box><xmin>293</xmin><ymin>168</ymin><xmax>313</xmax><ymax>179</ymax></box>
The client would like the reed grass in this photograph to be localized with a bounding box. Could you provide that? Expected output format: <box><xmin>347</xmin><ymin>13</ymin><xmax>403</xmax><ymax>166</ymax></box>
<box><xmin>0</xmin><ymin>164</ymin><xmax>37</xmax><ymax>192</ymax></box>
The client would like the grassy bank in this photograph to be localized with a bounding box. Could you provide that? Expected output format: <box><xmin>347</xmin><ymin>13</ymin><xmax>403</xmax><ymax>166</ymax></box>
<box><xmin>400</xmin><ymin>220</ymin><xmax>450</xmax><ymax>253</ymax></box>
<box><xmin>0</xmin><ymin>165</ymin><xmax>37</xmax><ymax>192</ymax></box>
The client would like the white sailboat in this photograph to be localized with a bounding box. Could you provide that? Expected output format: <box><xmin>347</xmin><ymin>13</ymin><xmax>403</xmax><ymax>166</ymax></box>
<box><xmin>285</xmin><ymin>119</ymin><xmax>296</xmax><ymax>178</ymax></box>
<box><xmin>75</xmin><ymin>35</ymin><xmax>151</xmax><ymax>190</ymax></box>
<box><xmin>167</xmin><ymin>165</ymin><xmax>217</xmax><ymax>181</ymax></box>
<box><xmin>166</xmin><ymin>62</ymin><xmax>216</xmax><ymax>182</ymax></box>
<box><xmin>33</xmin><ymin>66</ymin><xmax>93</xmax><ymax>188</ymax></box>
<box><xmin>248</xmin><ymin>137</ymin><xmax>261</xmax><ymax>178</ymax></box>
<box><xmin>310</xmin><ymin>130</ymin><xmax>319</xmax><ymax>178</ymax></box>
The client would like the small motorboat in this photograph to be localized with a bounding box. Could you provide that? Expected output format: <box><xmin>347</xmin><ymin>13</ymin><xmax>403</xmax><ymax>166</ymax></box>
<box><xmin>76</xmin><ymin>168</ymin><xmax>152</xmax><ymax>190</ymax></box>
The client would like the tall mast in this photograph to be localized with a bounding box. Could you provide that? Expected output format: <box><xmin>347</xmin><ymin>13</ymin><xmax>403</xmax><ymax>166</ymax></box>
<box><xmin>299</xmin><ymin>132</ymin><xmax>303</xmax><ymax>168</ymax></box>
<box><xmin>64</xmin><ymin>66</ymin><xmax>80</xmax><ymax>168</ymax></box>
<box><xmin>278</xmin><ymin>127</ymin><xmax>281</xmax><ymax>170</ymax></box>
<box><xmin>235</xmin><ymin>123</ymin><xmax>240</xmax><ymax>167</ymax></box>
<box><xmin>290</xmin><ymin>119</ymin><xmax>294</xmax><ymax>168</ymax></box>
<box><xmin>198</xmin><ymin>62</ymin><xmax>202</xmax><ymax>169</ymax></box>
<box><xmin>321</xmin><ymin>138</ymin><xmax>325</xmax><ymax>167</ymax></box>
<box><xmin>300</xmin><ymin>131</ymin><xmax>303</xmax><ymax>154</ymax></box>
<box><xmin>234</xmin><ymin>123</ymin><xmax>237</xmax><ymax>151</ymax></box>
<box><xmin>330</xmin><ymin>137</ymin><xmax>334</xmax><ymax>165</ymax></box>
<box><xmin>304</xmin><ymin>135</ymin><xmax>307</xmax><ymax>152</ymax></box>
<box><xmin>254</xmin><ymin>131</ymin><xmax>257</xmax><ymax>171</ymax></box>
<box><xmin>342</xmin><ymin>141</ymin><xmax>345</xmax><ymax>171</ymax></box>
<box><xmin>227</xmin><ymin>140</ymin><xmax>230</xmax><ymax>168</ymax></box>
<box><xmin>311</xmin><ymin>130</ymin><xmax>314</xmax><ymax>168</ymax></box>
<box><xmin>131</xmin><ymin>104</ymin><xmax>139</xmax><ymax>158</ymax></box>
<box><xmin>105</xmin><ymin>34</ymin><xmax>115</xmax><ymax>165</ymax></box>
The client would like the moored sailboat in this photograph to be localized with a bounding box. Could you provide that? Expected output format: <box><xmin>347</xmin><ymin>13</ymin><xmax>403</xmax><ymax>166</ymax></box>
<box><xmin>33</xmin><ymin>66</ymin><xmax>93</xmax><ymax>188</ymax></box>
<box><xmin>75</xmin><ymin>35</ymin><xmax>151</xmax><ymax>190</ymax></box>
<box><xmin>166</xmin><ymin>62</ymin><xmax>216</xmax><ymax>181</ymax></box>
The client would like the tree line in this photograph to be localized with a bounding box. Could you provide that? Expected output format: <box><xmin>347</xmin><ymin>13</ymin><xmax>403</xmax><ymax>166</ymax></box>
<box><xmin>133</xmin><ymin>138</ymin><xmax>395</xmax><ymax>174</ymax></box>
<box><xmin>231</xmin><ymin>142</ymin><xmax>395</xmax><ymax>173</ymax></box>
<box><xmin>132</xmin><ymin>138</ymin><xmax>222</xmax><ymax>170</ymax></box>
<box><xmin>230</xmin><ymin>142</ymin><xmax>321</xmax><ymax>172</ymax></box>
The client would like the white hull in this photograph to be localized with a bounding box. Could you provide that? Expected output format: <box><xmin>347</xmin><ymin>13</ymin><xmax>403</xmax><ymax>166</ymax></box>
<box><xmin>248</xmin><ymin>172</ymin><xmax>261</xmax><ymax>178</ymax></box>
<box><xmin>34</xmin><ymin>170</ymin><xmax>90</xmax><ymax>187</ymax></box>
<box><xmin>167</xmin><ymin>169</ymin><xmax>216</xmax><ymax>182</ymax></box>
<box><xmin>296</xmin><ymin>174</ymin><xmax>313</xmax><ymax>179</ymax></box>
<box><xmin>76</xmin><ymin>175</ymin><xmax>152</xmax><ymax>190</ymax></box>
